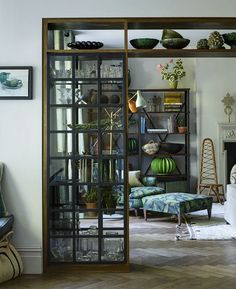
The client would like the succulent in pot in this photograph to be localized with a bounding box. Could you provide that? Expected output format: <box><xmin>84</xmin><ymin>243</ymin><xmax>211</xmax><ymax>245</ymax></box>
<box><xmin>177</xmin><ymin>116</ymin><xmax>187</xmax><ymax>134</ymax></box>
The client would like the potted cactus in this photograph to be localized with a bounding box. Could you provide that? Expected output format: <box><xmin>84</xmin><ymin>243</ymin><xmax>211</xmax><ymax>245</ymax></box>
<box><xmin>177</xmin><ymin>115</ymin><xmax>187</xmax><ymax>134</ymax></box>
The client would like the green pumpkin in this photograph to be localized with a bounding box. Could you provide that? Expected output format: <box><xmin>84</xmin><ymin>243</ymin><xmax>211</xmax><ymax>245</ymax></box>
<box><xmin>128</xmin><ymin>138</ymin><xmax>138</xmax><ymax>152</ymax></box>
<box><xmin>151</xmin><ymin>157</ymin><xmax>176</xmax><ymax>175</ymax></box>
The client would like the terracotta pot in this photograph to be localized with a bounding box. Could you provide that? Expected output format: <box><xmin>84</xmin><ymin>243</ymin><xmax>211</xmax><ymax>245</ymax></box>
<box><xmin>128</xmin><ymin>99</ymin><xmax>137</xmax><ymax>113</ymax></box>
<box><xmin>177</xmin><ymin>126</ymin><xmax>187</xmax><ymax>134</ymax></box>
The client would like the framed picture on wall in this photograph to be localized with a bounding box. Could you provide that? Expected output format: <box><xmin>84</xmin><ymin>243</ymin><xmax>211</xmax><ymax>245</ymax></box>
<box><xmin>0</xmin><ymin>66</ymin><xmax>33</xmax><ymax>100</ymax></box>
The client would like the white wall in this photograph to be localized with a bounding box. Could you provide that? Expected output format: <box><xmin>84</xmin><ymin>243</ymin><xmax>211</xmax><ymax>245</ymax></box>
<box><xmin>1</xmin><ymin>0</ymin><xmax>236</xmax><ymax>274</ymax></box>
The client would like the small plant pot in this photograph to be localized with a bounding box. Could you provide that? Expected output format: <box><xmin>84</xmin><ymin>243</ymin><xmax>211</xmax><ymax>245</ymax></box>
<box><xmin>177</xmin><ymin>126</ymin><xmax>187</xmax><ymax>134</ymax></box>
<box><xmin>85</xmin><ymin>203</ymin><xmax>97</xmax><ymax>217</ymax></box>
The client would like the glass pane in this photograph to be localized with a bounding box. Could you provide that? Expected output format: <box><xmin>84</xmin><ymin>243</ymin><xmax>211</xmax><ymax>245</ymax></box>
<box><xmin>75</xmin><ymin>57</ymin><xmax>98</xmax><ymax>79</ymax></box>
<box><xmin>74</xmin><ymin>158</ymin><xmax>99</xmax><ymax>183</ymax></box>
<box><xmin>100</xmin><ymin>59</ymin><xmax>123</xmax><ymax>78</ymax></box>
<box><xmin>49</xmin><ymin>55</ymin><xmax>72</xmax><ymax>79</ymax></box>
<box><xmin>50</xmin><ymin>238</ymin><xmax>73</xmax><ymax>262</ymax></box>
<box><xmin>50</xmin><ymin>107</ymin><xmax>72</xmax><ymax>131</ymax></box>
<box><xmin>101</xmin><ymin>81</ymin><xmax>123</xmax><ymax>104</ymax></box>
<box><xmin>50</xmin><ymin>132</ymin><xmax>72</xmax><ymax>157</ymax></box>
<box><xmin>49</xmin><ymin>211</ymin><xmax>74</xmax><ymax>236</ymax></box>
<box><xmin>75</xmin><ymin>185</ymin><xmax>99</xmax><ymax>213</ymax></box>
<box><xmin>49</xmin><ymin>81</ymin><xmax>72</xmax><ymax>105</ymax></box>
<box><xmin>101</xmin><ymin>132</ymin><xmax>124</xmax><ymax>156</ymax></box>
<box><xmin>101</xmin><ymin>159</ymin><xmax>124</xmax><ymax>182</ymax></box>
<box><xmin>49</xmin><ymin>185</ymin><xmax>73</xmax><ymax>209</ymax></box>
<box><xmin>75</xmin><ymin>80</ymin><xmax>98</xmax><ymax>105</ymax></box>
<box><xmin>100</xmin><ymin>107</ymin><xmax>124</xmax><ymax>130</ymax></box>
<box><xmin>102</xmin><ymin>236</ymin><xmax>124</xmax><ymax>262</ymax></box>
<box><xmin>75</xmin><ymin>237</ymin><xmax>99</xmax><ymax>262</ymax></box>
<box><xmin>49</xmin><ymin>159</ymin><xmax>72</xmax><ymax>183</ymax></box>
<box><xmin>73</xmin><ymin>107</ymin><xmax>98</xmax><ymax>130</ymax></box>
<box><xmin>75</xmin><ymin>132</ymin><xmax>98</xmax><ymax>156</ymax></box>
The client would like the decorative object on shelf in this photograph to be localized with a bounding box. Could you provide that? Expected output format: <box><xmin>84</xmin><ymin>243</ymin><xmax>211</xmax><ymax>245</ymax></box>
<box><xmin>128</xmin><ymin>138</ymin><xmax>139</xmax><ymax>153</ymax></box>
<box><xmin>152</xmin><ymin>95</ymin><xmax>162</xmax><ymax>112</ymax></box>
<box><xmin>128</xmin><ymin>170</ymin><xmax>144</xmax><ymax>187</ymax></box>
<box><xmin>142</xmin><ymin>176</ymin><xmax>157</xmax><ymax>186</ymax></box>
<box><xmin>67</xmin><ymin>41</ymin><xmax>103</xmax><ymax>49</ymax></box>
<box><xmin>83</xmin><ymin>188</ymin><xmax>98</xmax><ymax>217</ymax></box>
<box><xmin>142</xmin><ymin>140</ymin><xmax>160</xmax><ymax>155</ymax></box>
<box><xmin>196</xmin><ymin>38</ymin><xmax>209</xmax><ymax>49</ymax></box>
<box><xmin>157</xmin><ymin>59</ymin><xmax>185</xmax><ymax>89</ymax></box>
<box><xmin>207</xmin><ymin>31</ymin><xmax>224</xmax><ymax>49</ymax></box>
<box><xmin>162</xmin><ymin>29</ymin><xmax>183</xmax><ymax>40</ymax></box>
<box><xmin>129</xmin><ymin>38</ymin><xmax>159</xmax><ymax>49</ymax></box>
<box><xmin>128</xmin><ymin>90</ymin><xmax>147</xmax><ymax>112</ymax></box>
<box><xmin>128</xmin><ymin>99</ymin><xmax>137</xmax><ymax>113</ymax></box>
<box><xmin>230</xmin><ymin>164</ymin><xmax>236</xmax><ymax>184</ymax></box>
<box><xmin>222</xmin><ymin>32</ymin><xmax>236</xmax><ymax>49</ymax></box>
<box><xmin>177</xmin><ymin>115</ymin><xmax>187</xmax><ymax>133</ymax></box>
<box><xmin>161</xmin><ymin>29</ymin><xmax>190</xmax><ymax>49</ymax></box>
<box><xmin>160</xmin><ymin>142</ymin><xmax>184</xmax><ymax>154</ymax></box>
<box><xmin>151</xmin><ymin>157</ymin><xmax>176</xmax><ymax>175</ymax></box>
<box><xmin>221</xmin><ymin>92</ymin><xmax>235</xmax><ymax>123</ymax></box>
<box><xmin>0</xmin><ymin>66</ymin><xmax>33</xmax><ymax>100</ymax></box>
<box><xmin>108</xmin><ymin>94</ymin><xmax>120</xmax><ymax>104</ymax></box>
<box><xmin>161</xmin><ymin>38</ymin><xmax>190</xmax><ymax>49</ymax></box>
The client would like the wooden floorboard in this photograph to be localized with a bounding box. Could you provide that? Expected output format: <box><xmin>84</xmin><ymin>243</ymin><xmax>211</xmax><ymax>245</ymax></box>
<box><xmin>1</xmin><ymin>217</ymin><xmax>236</xmax><ymax>289</ymax></box>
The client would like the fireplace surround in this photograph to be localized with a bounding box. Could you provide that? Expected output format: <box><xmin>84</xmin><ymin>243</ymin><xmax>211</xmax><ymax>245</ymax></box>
<box><xmin>218</xmin><ymin>123</ymin><xmax>236</xmax><ymax>189</ymax></box>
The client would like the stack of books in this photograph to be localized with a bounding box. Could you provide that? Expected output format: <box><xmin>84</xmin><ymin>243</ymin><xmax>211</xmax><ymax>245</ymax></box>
<box><xmin>164</xmin><ymin>92</ymin><xmax>183</xmax><ymax>112</ymax></box>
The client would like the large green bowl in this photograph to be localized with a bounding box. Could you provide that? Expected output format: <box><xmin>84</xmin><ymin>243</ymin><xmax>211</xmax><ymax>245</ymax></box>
<box><xmin>130</xmin><ymin>38</ymin><xmax>159</xmax><ymax>49</ymax></box>
<box><xmin>162</xmin><ymin>29</ymin><xmax>183</xmax><ymax>40</ymax></box>
<box><xmin>222</xmin><ymin>32</ymin><xmax>236</xmax><ymax>48</ymax></box>
<box><xmin>161</xmin><ymin>38</ymin><xmax>190</xmax><ymax>49</ymax></box>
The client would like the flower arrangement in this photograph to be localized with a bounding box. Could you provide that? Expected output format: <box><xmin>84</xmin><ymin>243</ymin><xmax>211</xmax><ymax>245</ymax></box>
<box><xmin>157</xmin><ymin>58</ymin><xmax>186</xmax><ymax>82</ymax></box>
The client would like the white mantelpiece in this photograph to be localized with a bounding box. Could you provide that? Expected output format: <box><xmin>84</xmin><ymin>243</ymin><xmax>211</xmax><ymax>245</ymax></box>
<box><xmin>218</xmin><ymin>123</ymin><xmax>236</xmax><ymax>188</ymax></box>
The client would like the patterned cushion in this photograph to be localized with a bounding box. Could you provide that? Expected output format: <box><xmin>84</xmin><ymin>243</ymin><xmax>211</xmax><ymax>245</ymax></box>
<box><xmin>143</xmin><ymin>192</ymin><xmax>213</xmax><ymax>215</ymax></box>
<box><xmin>0</xmin><ymin>215</ymin><xmax>14</xmax><ymax>240</ymax></box>
<box><xmin>129</xmin><ymin>198</ymin><xmax>143</xmax><ymax>209</ymax></box>
<box><xmin>128</xmin><ymin>171</ymin><xmax>144</xmax><ymax>187</ymax></box>
<box><xmin>0</xmin><ymin>163</ymin><xmax>8</xmax><ymax>217</ymax></box>
<box><xmin>130</xmin><ymin>186</ymin><xmax>165</xmax><ymax>199</ymax></box>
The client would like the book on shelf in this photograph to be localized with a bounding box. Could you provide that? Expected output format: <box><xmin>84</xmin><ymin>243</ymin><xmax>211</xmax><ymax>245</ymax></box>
<box><xmin>147</xmin><ymin>128</ymin><xmax>168</xmax><ymax>133</ymax></box>
<box><xmin>140</xmin><ymin>116</ymin><xmax>146</xmax><ymax>134</ymax></box>
<box><xmin>164</xmin><ymin>92</ymin><xmax>182</xmax><ymax>104</ymax></box>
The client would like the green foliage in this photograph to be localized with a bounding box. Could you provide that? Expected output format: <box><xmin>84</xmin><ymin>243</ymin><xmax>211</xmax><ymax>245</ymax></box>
<box><xmin>177</xmin><ymin>115</ymin><xmax>186</xmax><ymax>127</ymax></box>
<box><xmin>157</xmin><ymin>58</ymin><xmax>186</xmax><ymax>82</ymax></box>
<box><xmin>83</xmin><ymin>188</ymin><xmax>98</xmax><ymax>203</ymax></box>
<box><xmin>102</xmin><ymin>187</ymin><xmax>118</xmax><ymax>214</ymax></box>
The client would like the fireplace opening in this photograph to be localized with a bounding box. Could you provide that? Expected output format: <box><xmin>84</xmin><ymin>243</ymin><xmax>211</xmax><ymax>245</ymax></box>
<box><xmin>224</xmin><ymin>142</ymin><xmax>236</xmax><ymax>184</ymax></box>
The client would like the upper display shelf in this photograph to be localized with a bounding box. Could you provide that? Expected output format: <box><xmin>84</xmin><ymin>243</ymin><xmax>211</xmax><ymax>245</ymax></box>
<box><xmin>43</xmin><ymin>17</ymin><xmax>236</xmax><ymax>57</ymax></box>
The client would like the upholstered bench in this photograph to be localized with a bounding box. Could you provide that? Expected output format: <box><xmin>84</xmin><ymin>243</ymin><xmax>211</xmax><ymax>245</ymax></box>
<box><xmin>142</xmin><ymin>192</ymin><xmax>213</xmax><ymax>225</ymax></box>
<box><xmin>115</xmin><ymin>185</ymin><xmax>165</xmax><ymax>216</ymax></box>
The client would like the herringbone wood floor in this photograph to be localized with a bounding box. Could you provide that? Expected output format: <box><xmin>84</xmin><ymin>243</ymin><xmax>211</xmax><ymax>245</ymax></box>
<box><xmin>1</xmin><ymin>218</ymin><xmax>236</xmax><ymax>289</ymax></box>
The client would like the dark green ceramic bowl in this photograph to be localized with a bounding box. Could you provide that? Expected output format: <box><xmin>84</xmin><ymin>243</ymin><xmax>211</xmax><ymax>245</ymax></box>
<box><xmin>162</xmin><ymin>29</ymin><xmax>183</xmax><ymax>40</ymax></box>
<box><xmin>222</xmin><ymin>32</ymin><xmax>236</xmax><ymax>48</ymax></box>
<box><xmin>130</xmin><ymin>38</ymin><xmax>159</xmax><ymax>49</ymax></box>
<box><xmin>161</xmin><ymin>38</ymin><xmax>190</xmax><ymax>49</ymax></box>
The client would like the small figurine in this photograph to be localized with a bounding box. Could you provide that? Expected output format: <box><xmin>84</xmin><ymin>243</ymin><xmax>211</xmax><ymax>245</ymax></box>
<box><xmin>222</xmin><ymin>93</ymin><xmax>235</xmax><ymax>123</ymax></box>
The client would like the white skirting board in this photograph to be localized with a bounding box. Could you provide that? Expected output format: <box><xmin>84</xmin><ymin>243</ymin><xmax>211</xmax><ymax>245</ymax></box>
<box><xmin>16</xmin><ymin>247</ymin><xmax>42</xmax><ymax>274</ymax></box>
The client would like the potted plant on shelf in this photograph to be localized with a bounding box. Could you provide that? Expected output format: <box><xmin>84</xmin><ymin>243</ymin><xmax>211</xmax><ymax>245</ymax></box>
<box><xmin>102</xmin><ymin>187</ymin><xmax>118</xmax><ymax>215</ymax></box>
<box><xmin>177</xmin><ymin>115</ymin><xmax>187</xmax><ymax>134</ymax></box>
<box><xmin>157</xmin><ymin>58</ymin><xmax>186</xmax><ymax>89</ymax></box>
<box><xmin>83</xmin><ymin>188</ymin><xmax>98</xmax><ymax>217</ymax></box>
